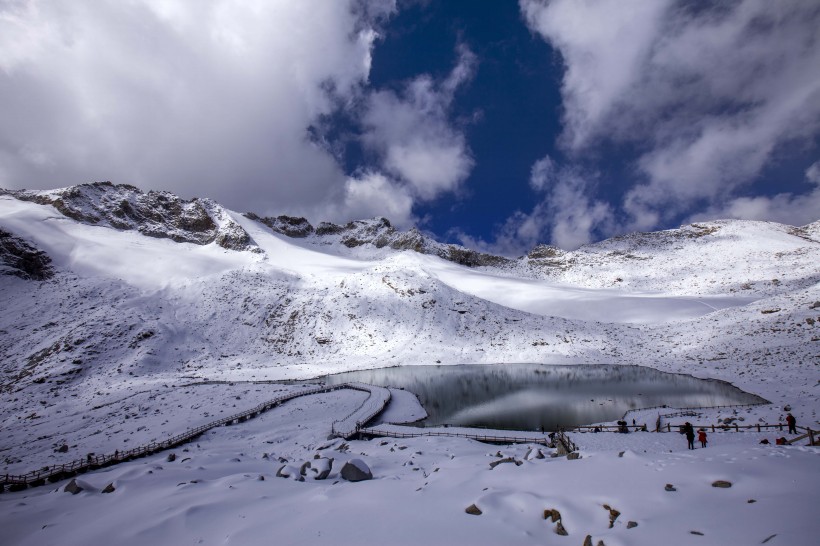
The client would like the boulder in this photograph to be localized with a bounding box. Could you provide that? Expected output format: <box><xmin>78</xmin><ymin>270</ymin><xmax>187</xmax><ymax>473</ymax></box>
<box><xmin>627</xmin><ymin>521</ymin><xmax>638</xmax><ymax>529</ymax></box>
<box><xmin>340</xmin><ymin>459</ymin><xmax>372</xmax><ymax>482</ymax></box>
<box><xmin>275</xmin><ymin>465</ymin><xmax>304</xmax><ymax>481</ymax></box>
<box><xmin>310</xmin><ymin>458</ymin><xmax>333</xmax><ymax>480</ymax></box>
<box><xmin>567</xmin><ymin>452</ymin><xmax>581</xmax><ymax>460</ymax></box>
<box><xmin>489</xmin><ymin>457</ymin><xmax>522</xmax><ymax>469</ymax></box>
<box><xmin>543</xmin><ymin>508</ymin><xmax>561</xmax><ymax>522</ymax></box>
<box><xmin>166</xmin><ymin>453</ymin><xmax>176</xmax><ymax>462</ymax></box>
<box><xmin>101</xmin><ymin>483</ymin><xmax>115</xmax><ymax>494</ymax></box>
<box><xmin>57</xmin><ymin>444</ymin><xmax>69</xmax><ymax>453</ymax></box>
<box><xmin>64</xmin><ymin>479</ymin><xmax>83</xmax><ymax>495</ymax></box>
<box><xmin>465</xmin><ymin>503</ymin><xmax>482</xmax><ymax>515</ymax></box>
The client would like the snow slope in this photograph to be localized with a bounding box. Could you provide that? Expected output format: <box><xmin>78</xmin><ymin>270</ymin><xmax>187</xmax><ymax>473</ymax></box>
<box><xmin>1</xmin><ymin>184</ymin><xmax>818</xmax><ymax>545</ymax></box>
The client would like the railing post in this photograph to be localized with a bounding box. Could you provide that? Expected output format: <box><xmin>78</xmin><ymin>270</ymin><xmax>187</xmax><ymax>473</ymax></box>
<box><xmin>810</xmin><ymin>429</ymin><xmax>815</xmax><ymax>446</ymax></box>
<box><xmin>757</xmin><ymin>424</ymin><xmax>760</xmax><ymax>432</ymax></box>
<box><xmin>711</xmin><ymin>424</ymin><xmax>715</xmax><ymax>432</ymax></box>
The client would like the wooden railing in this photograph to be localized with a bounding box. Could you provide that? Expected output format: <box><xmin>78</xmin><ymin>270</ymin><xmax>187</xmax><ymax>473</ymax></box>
<box><xmin>358</xmin><ymin>426</ymin><xmax>554</xmax><ymax>447</ymax></box>
<box><xmin>1</xmin><ymin>383</ymin><xmax>353</xmax><ymax>490</ymax></box>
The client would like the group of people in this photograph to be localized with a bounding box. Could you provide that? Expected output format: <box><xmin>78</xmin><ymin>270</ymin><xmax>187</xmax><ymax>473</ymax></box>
<box><xmin>681</xmin><ymin>422</ymin><xmax>708</xmax><ymax>449</ymax></box>
<box><xmin>679</xmin><ymin>413</ymin><xmax>798</xmax><ymax>450</ymax></box>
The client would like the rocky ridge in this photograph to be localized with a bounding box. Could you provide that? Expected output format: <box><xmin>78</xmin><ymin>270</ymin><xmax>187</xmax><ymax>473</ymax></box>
<box><xmin>3</xmin><ymin>182</ymin><xmax>254</xmax><ymax>251</ymax></box>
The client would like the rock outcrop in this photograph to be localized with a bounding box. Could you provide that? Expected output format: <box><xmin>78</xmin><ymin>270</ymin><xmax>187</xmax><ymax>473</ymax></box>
<box><xmin>9</xmin><ymin>182</ymin><xmax>254</xmax><ymax>251</ymax></box>
<box><xmin>0</xmin><ymin>229</ymin><xmax>53</xmax><ymax>280</ymax></box>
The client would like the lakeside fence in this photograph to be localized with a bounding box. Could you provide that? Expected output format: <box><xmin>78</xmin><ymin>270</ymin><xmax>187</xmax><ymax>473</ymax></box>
<box><xmin>1</xmin><ymin>383</ymin><xmax>352</xmax><ymax>491</ymax></box>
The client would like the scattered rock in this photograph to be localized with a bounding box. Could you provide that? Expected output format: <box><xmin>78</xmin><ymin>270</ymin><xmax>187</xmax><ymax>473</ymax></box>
<box><xmin>340</xmin><ymin>459</ymin><xmax>372</xmax><ymax>482</ymax></box>
<box><xmin>583</xmin><ymin>534</ymin><xmax>592</xmax><ymax>546</ymax></box>
<box><xmin>257</xmin><ymin>475</ymin><xmax>265</xmax><ymax>481</ymax></box>
<box><xmin>712</xmin><ymin>480</ymin><xmax>732</xmax><ymax>488</ymax></box>
<box><xmin>166</xmin><ymin>453</ymin><xmax>176</xmax><ymax>462</ymax></box>
<box><xmin>275</xmin><ymin>465</ymin><xmax>304</xmax><ymax>481</ymax></box>
<box><xmin>690</xmin><ymin>530</ymin><xmax>704</xmax><ymax>536</ymax></box>
<box><xmin>101</xmin><ymin>483</ymin><xmax>115</xmax><ymax>494</ymax></box>
<box><xmin>555</xmin><ymin>521</ymin><xmax>568</xmax><ymax>536</ymax></box>
<box><xmin>311</xmin><ymin>458</ymin><xmax>333</xmax><ymax>480</ymax></box>
<box><xmin>299</xmin><ymin>461</ymin><xmax>311</xmax><ymax>476</ymax></box>
<box><xmin>604</xmin><ymin>505</ymin><xmax>620</xmax><ymax>528</ymax></box>
<box><xmin>465</xmin><ymin>503</ymin><xmax>482</xmax><ymax>515</ymax></box>
<box><xmin>627</xmin><ymin>521</ymin><xmax>638</xmax><ymax>529</ymax></box>
<box><xmin>618</xmin><ymin>451</ymin><xmax>625</xmax><ymax>458</ymax></box>
<box><xmin>567</xmin><ymin>452</ymin><xmax>581</xmax><ymax>460</ymax></box>
<box><xmin>57</xmin><ymin>444</ymin><xmax>69</xmax><ymax>453</ymax></box>
<box><xmin>747</xmin><ymin>499</ymin><xmax>757</xmax><ymax>504</ymax></box>
<box><xmin>489</xmin><ymin>457</ymin><xmax>522</xmax><ymax>469</ymax></box>
<box><xmin>543</xmin><ymin>508</ymin><xmax>561</xmax><ymax>522</ymax></box>
<box><xmin>64</xmin><ymin>479</ymin><xmax>83</xmax><ymax>495</ymax></box>
<box><xmin>665</xmin><ymin>484</ymin><xmax>677</xmax><ymax>492</ymax></box>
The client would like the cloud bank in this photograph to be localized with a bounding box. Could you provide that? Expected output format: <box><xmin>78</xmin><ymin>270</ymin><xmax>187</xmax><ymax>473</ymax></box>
<box><xmin>0</xmin><ymin>0</ymin><xmax>473</xmax><ymax>227</ymax></box>
<box><xmin>516</xmin><ymin>0</ymin><xmax>820</xmax><ymax>249</ymax></box>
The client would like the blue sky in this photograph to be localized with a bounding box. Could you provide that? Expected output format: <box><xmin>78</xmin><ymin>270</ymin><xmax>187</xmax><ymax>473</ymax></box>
<box><xmin>1</xmin><ymin>1</ymin><xmax>818</xmax><ymax>253</ymax></box>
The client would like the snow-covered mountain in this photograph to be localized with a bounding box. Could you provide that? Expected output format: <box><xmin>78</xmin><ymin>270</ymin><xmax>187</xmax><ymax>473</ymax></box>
<box><xmin>2</xmin><ymin>182</ymin><xmax>818</xmax><ymax>545</ymax></box>
<box><xmin>1</xmin><ymin>182</ymin><xmax>818</xmax><ymax>457</ymax></box>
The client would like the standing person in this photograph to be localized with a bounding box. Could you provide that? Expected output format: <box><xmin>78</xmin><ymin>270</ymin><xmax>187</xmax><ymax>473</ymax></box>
<box><xmin>786</xmin><ymin>413</ymin><xmax>797</xmax><ymax>434</ymax></box>
<box><xmin>698</xmin><ymin>429</ymin><xmax>708</xmax><ymax>448</ymax></box>
<box><xmin>684</xmin><ymin>422</ymin><xmax>695</xmax><ymax>450</ymax></box>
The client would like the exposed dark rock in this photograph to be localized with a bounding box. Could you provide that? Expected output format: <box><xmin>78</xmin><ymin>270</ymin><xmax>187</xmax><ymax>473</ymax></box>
<box><xmin>10</xmin><ymin>182</ymin><xmax>254</xmax><ymax>251</ymax></box>
<box><xmin>57</xmin><ymin>444</ymin><xmax>69</xmax><ymax>453</ymax></box>
<box><xmin>627</xmin><ymin>521</ymin><xmax>638</xmax><ymax>529</ymax></box>
<box><xmin>101</xmin><ymin>483</ymin><xmax>115</xmax><ymax>494</ymax></box>
<box><xmin>275</xmin><ymin>465</ymin><xmax>304</xmax><ymax>481</ymax></box>
<box><xmin>489</xmin><ymin>457</ymin><xmax>522</xmax><ymax>469</ymax></box>
<box><xmin>567</xmin><ymin>452</ymin><xmax>581</xmax><ymax>460</ymax></box>
<box><xmin>543</xmin><ymin>508</ymin><xmax>561</xmax><ymax>523</ymax></box>
<box><xmin>665</xmin><ymin>484</ymin><xmax>677</xmax><ymax>492</ymax></box>
<box><xmin>166</xmin><ymin>453</ymin><xmax>176</xmax><ymax>462</ymax></box>
<box><xmin>0</xmin><ymin>229</ymin><xmax>54</xmax><ymax>280</ymax></box>
<box><xmin>465</xmin><ymin>503</ymin><xmax>482</xmax><ymax>515</ymax></box>
<box><xmin>583</xmin><ymin>536</ymin><xmax>592</xmax><ymax>546</ymax></box>
<box><xmin>340</xmin><ymin>459</ymin><xmax>372</xmax><ymax>482</ymax></box>
<box><xmin>712</xmin><ymin>480</ymin><xmax>732</xmax><ymax>488</ymax></box>
<box><xmin>64</xmin><ymin>479</ymin><xmax>83</xmax><ymax>495</ymax></box>
<box><xmin>555</xmin><ymin>521</ymin><xmax>568</xmax><ymax>536</ymax></box>
<box><xmin>245</xmin><ymin>213</ymin><xmax>315</xmax><ymax>238</ymax></box>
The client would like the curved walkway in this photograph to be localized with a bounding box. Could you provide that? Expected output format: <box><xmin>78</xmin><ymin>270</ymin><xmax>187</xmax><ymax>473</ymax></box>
<box><xmin>1</xmin><ymin>382</ymin><xmax>383</xmax><ymax>491</ymax></box>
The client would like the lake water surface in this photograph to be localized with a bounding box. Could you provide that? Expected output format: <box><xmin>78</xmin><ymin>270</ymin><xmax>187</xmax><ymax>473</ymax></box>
<box><xmin>320</xmin><ymin>364</ymin><xmax>766</xmax><ymax>431</ymax></box>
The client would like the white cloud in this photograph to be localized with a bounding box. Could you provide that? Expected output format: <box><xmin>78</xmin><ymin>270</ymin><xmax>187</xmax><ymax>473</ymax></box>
<box><xmin>689</xmin><ymin>161</ymin><xmax>820</xmax><ymax>227</ymax></box>
<box><xmin>0</xmin><ymin>0</ymin><xmax>397</xmax><ymax>222</ymax></box>
<box><xmin>341</xmin><ymin>171</ymin><xmax>415</xmax><ymax>227</ymax></box>
<box><xmin>460</xmin><ymin>157</ymin><xmax>613</xmax><ymax>254</ymax></box>
<box><xmin>521</xmin><ymin>0</ymin><xmax>820</xmax><ymax>229</ymax></box>
<box><xmin>360</xmin><ymin>45</ymin><xmax>476</xmax><ymax>201</ymax></box>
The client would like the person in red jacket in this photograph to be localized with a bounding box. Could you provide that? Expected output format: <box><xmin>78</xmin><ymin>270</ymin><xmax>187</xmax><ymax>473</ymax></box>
<box><xmin>698</xmin><ymin>429</ymin><xmax>707</xmax><ymax>448</ymax></box>
<box><xmin>786</xmin><ymin>413</ymin><xmax>797</xmax><ymax>434</ymax></box>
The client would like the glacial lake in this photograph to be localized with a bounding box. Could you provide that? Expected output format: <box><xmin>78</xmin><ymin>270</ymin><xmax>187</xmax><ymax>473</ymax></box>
<box><xmin>319</xmin><ymin>364</ymin><xmax>766</xmax><ymax>431</ymax></box>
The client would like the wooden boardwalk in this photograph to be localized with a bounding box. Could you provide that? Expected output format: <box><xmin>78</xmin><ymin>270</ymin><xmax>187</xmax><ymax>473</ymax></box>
<box><xmin>360</xmin><ymin>423</ymin><xmax>554</xmax><ymax>447</ymax></box>
<box><xmin>1</xmin><ymin>382</ymin><xmax>381</xmax><ymax>491</ymax></box>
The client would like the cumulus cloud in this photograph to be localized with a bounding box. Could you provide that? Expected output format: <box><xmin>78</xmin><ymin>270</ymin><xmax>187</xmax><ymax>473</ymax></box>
<box><xmin>360</xmin><ymin>44</ymin><xmax>476</xmax><ymax>201</ymax></box>
<box><xmin>690</xmin><ymin>161</ymin><xmax>820</xmax><ymax>227</ymax></box>
<box><xmin>0</xmin><ymin>0</ymin><xmax>399</xmax><ymax>222</ymax></box>
<box><xmin>342</xmin><ymin>171</ymin><xmax>415</xmax><ymax>227</ymax></box>
<box><xmin>521</xmin><ymin>0</ymin><xmax>820</xmax><ymax>230</ymax></box>
<box><xmin>458</xmin><ymin>156</ymin><xmax>613</xmax><ymax>254</ymax></box>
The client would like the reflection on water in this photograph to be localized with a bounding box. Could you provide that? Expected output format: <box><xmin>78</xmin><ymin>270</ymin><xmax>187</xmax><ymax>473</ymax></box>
<box><xmin>320</xmin><ymin>364</ymin><xmax>766</xmax><ymax>431</ymax></box>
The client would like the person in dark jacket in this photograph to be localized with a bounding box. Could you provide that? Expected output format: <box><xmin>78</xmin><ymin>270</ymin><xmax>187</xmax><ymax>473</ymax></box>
<box><xmin>683</xmin><ymin>422</ymin><xmax>695</xmax><ymax>450</ymax></box>
<box><xmin>786</xmin><ymin>413</ymin><xmax>797</xmax><ymax>434</ymax></box>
